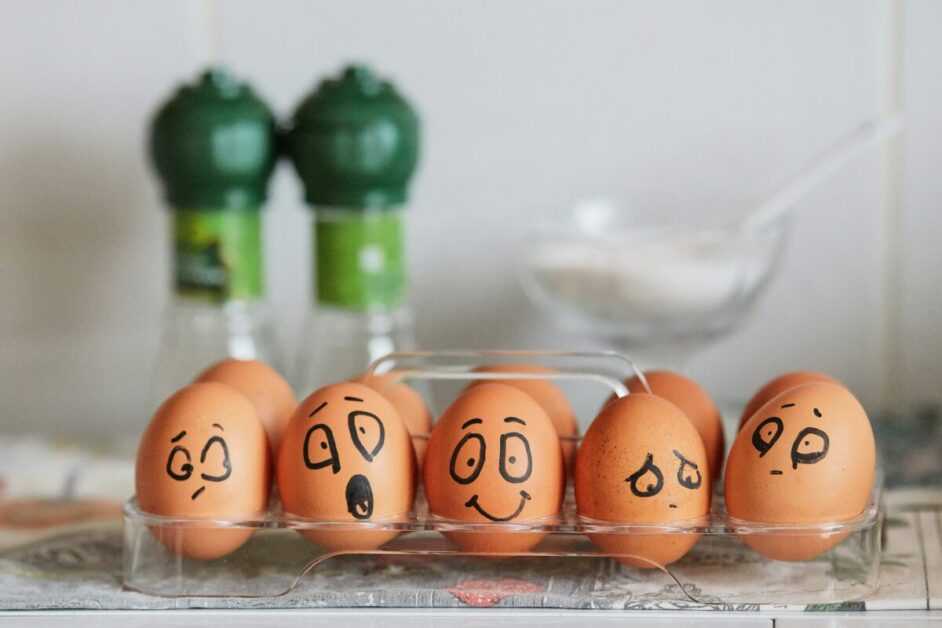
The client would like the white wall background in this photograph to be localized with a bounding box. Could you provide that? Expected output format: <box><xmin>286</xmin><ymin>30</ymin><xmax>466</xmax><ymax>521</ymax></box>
<box><xmin>0</xmin><ymin>0</ymin><xmax>939</xmax><ymax>437</ymax></box>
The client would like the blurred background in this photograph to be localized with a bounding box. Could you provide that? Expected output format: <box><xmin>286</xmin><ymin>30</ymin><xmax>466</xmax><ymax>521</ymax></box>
<box><xmin>1</xmin><ymin>0</ymin><xmax>939</xmax><ymax>439</ymax></box>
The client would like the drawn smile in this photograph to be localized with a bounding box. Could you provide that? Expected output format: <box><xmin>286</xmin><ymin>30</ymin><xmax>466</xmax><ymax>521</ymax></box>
<box><xmin>464</xmin><ymin>491</ymin><xmax>531</xmax><ymax>522</ymax></box>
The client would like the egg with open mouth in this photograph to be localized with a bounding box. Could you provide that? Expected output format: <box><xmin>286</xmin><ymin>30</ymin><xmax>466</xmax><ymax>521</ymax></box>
<box><xmin>277</xmin><ymin>382</ymin><xmax>416</xmax><ymax>550</ymax></box>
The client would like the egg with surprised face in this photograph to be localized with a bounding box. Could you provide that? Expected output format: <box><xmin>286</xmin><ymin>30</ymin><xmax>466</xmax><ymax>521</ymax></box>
<box><xmin>575</xmin><ymin>393</ymin><xmax>711</xmax><ymax>568</ymax></box>
<box><xmin>135</xmin><ymin>383</ymin><xmax>271</xmax><ymax>560</ymax></box>
<box><xmin>277</xmin><ymin>382</ymin><xmax>416</xmax><ymax>551</ymax></box>
<box><xmin>725</xmin><ymin>382</ymin><xmax>875</xmax><ymax>561</ymax></box>
<box><xmin>424</xmin><ymin>383</ymin><xmax>565</xmax><ymax>554</ymax></box>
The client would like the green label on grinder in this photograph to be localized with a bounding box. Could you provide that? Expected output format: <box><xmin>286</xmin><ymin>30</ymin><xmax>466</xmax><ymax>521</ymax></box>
<box><xmin>315</xmin><ymin>211</ymin><xmax>405</xmax><ymax>311</ymax></box>
<box><xmin>173</xmin><ymin>209</ymin><xmax>263</xmax><ymax>303</ymax></box>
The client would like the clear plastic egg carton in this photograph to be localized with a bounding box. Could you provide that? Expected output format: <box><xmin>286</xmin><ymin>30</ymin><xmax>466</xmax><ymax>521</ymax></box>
<box><xmin>123</xmin><ymin>351</ymin><xmax>884</xmax><ymax>606</ymax></box>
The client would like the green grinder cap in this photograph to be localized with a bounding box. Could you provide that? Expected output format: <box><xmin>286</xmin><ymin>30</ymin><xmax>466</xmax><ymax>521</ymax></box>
<box><xmin>287</xmin><ymin>64</ymin><xmax>420</xmax><ymax>209</ymax></box>
<box><xmin>149</xmin><ymin>68</ymin><xmax>277</xmax><ymax>210</ymax></box>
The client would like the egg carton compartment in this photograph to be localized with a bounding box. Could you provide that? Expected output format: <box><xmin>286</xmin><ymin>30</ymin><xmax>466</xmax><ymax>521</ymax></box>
<box><xmin>125</xmin><ymin>351</ymin><xmax>882</xmax><ymax>605</ymax></box>
<box><xmin>122</xmin><ymin>477</ymin><xmax>883</xmax><ymax>604</ymax></box>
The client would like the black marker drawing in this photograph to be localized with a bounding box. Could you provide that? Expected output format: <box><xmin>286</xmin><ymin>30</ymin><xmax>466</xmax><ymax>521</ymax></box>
<box><xmin>308</xmin><ymin>401</ymin><xmax>328</xmax><ymax>417</ymax></box>
<box><xmin>752</xmin><ymin>417</ymin><xmax>784</xmax><ymax>457</ymax></box>
<box><xmin>672</xmin><ymin>449</ymin><xmax>702</xmax><ymax>490</ymax></box>
<box><xmin>464</xmin><ymin>490</ymin><xmax>531</xmax><ymax>522</ymax></box>
<box><xmin>166</xmin><ymin>445</ymin><xmax>193</xmax><ymax>481</ymax></box>
<box><xmin>626</xmin><ymin>453</ymin><xmax>664</xmax><ymax>498</ymax></box>
<box><xmin>166</xmin><ymin>431</ymin><xmax>232</xmax><ymax>500</ymax></box>
<box><xmin>499</xmin><ymin>432</ymin><xmax>533</xmax><ymax>483</ymax></box>
<box><xmin>450</xmin><ymin>432</ymin><xmax>486</xmax><ymax>484</ymax></box>
<box><xmin>813</xmin><ymin>407</ymin><xmax>822</xmax><ymax>418</ymax></box>
<box><xmin>345</xmin><ymin>473</ymin><xmax>374</xmax><ymax>519</ymax></box>
<box><xmin>303</xmin><ymin>423</ymin><xmax>340</xmax><ymax>473</ymax></box>
<box><xmin>790</xmin><ymin>426</ymin><xmax>829</xmax><ymax>469</ymax></box>
<box><xmin>199</xmin><ymin>435</ymin><xmax>231</xmax><ymax>482</ymax></box>
<box><xmin>348</xmin><ymin>411</ymin><xmax>385</xmax><ymax>462</ymax></box>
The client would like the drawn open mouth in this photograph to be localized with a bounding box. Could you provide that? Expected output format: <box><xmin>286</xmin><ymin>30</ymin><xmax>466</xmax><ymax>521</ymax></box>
<box><xmin>464</xmin><ymin>491</ymin><xmax>531</xmax><ymax>522</ymax></box>
<box><xmin>345</xmin><ymin>474</ymin><xmax>374</xmax><ymax>520</ymax></box>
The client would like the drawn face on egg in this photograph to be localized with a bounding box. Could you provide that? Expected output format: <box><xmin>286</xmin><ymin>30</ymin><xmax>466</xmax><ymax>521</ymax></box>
<box><xmin>276</xmin><ymin>383</ymin><xmax>415</xmax><ymax>551</ymax></box>
<box><xmin>624</xmin><ymin>449</ymin><xmax>703</xmax><ymax>507</ymax></box>
<box><xmin>300</xmin><ymin>391</ymin><xmax>391</xmax><ymax>520</ymax></box>
<box><xmin>164</xmin><ymin>422</ymin><xmax>233</xmax><ymax>502</ymax></box>
<box><xmin>424</xmin><ymin>383</ymin><xmax>565</xmax><ymax>527</ymax></box>
<box><xmin>750</xmin><ymin>409</ymin><xmax>829</xmax><ymax>475</ymax></box>
<box><xmin>449</xmin><ymin>415</ymin><xmax>537</xmax><ymax>521</ymax></box>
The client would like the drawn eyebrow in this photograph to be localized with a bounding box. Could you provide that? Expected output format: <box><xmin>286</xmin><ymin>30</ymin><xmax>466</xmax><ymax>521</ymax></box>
<box><xmin>309</xmin><ymin>401</ymin><xmax>328</xmax><ymax>417</ymax></box>
<box><xmin>461</xmin><ymin>418</ymin><xmax>483</xmax><ymax>429</ymax></box>
<box><xmin>171</xmin><ymin>430</ymin><xmax>186</xmax><ymax>443</ymax></box>
<box><xmin>211</xmin><ymin>423</ymin><xmax>224</xmax><ymax>431</ymax></box>
<box><xmin>781</xmin><ymin>403</ymin><xmax>795</xmax><ymax>409</ymax></box>
<box><xmin>813</xmin><ymin>408</ymin><xmax>822</xmax><ymax>418</ymax></box>
<box><xmin>344</xmin><ymin>396</ymin><xmax>364</xmax><ymax>402</ymax></box>
<box><xmin>504</xmin><ymin>417</ymin><xmax>526</xmax><ymax>425</ymax></box>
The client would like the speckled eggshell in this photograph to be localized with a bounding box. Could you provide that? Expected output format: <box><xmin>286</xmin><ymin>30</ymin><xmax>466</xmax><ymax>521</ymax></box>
<box><xmin>625</xmin><ymin>370</ymin><xmax>725</xmax><ymax>479</ymax></box>
<box><xmin>725</xmin><ymin>382</ymin><xmax>875</xmax><ymax>561</ymax></box>
<box><xmin>424</xmin><ymin>383</ymin><xmax>565</xmax><ymax>554</ymax></box>
<box><xmin>277</xmin><ymin>382</ymin><xmax>415</xmax><ymax>551</ymax></box>
<box><xmin>195</xmin><ymin>358</ymin><xmax>296</xmax><ymax>461</ymax></box>
<box><xmin>468</xmin><ymin>364</ymin><xmax>578</xmax><ymax>473</ymax></box>
<box><xmin>135</xmin><ymin>382</ymin><xmax>271</xmax><ymax>560</ymax></box>
<box><xmin>352</xmin><ymin>371</ymin><xmax>433</xmax><ymax>470</ymax></box>
<box><xmin>737</xmin><ymin>371</ymin><xmax>843</xmax><ymax>432</ymax></box>
<box><xmin>575</xmin><ymin>393</ymin><xmax>711</xmax><ymax>568</ymax></box>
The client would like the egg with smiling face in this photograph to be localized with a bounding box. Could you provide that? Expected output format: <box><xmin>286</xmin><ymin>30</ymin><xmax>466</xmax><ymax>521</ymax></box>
<box><xmin>575</xmin><ymin>393</ymin><xmax>711</xmax><ymax>568</ymax></box>
<box><xmin>725</xmin><ymin>381</ymin><xmax>875</xmax><ymax>561</ymax></box>
<box><xmin>277</xmin><ymin>382</ymin><xmax>416</xmax><ymax>551</ymax></box>
<box><xmin>424</xmin><ymin>383</ymin><xmax>565</xmax><ymax>553</ymax></box>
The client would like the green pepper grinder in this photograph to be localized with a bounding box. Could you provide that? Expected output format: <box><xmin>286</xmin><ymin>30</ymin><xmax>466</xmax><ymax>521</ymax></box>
<box><xmin>287</xmin><ymin>64</ymin><xmax>420</xmax><ymax>391</ymax></box>
<box><xmin>148</xmin><ymin>67</ymin><xmax>282</xmax><ymax>408</ymax></box>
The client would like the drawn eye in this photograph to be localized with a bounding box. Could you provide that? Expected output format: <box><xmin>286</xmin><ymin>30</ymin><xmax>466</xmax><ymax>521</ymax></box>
<box><xmin>304</xmin><ymin>424</ymin><xmax>340</xmax><ymax>473</ymax></box>
<box><xmin>200</xmin><ymin>436</ymin><xmax>231</xmax><ymax>482</ymax></box>
<box><xmin>349</xmin><ymin>411</ymin><xmax>385</xmax><ymax>462</ymax></box>
<box><xmin>499</xmin><ymin>432</ymin><xmax>533</xmax><ymax>483</ymax></box>
<box><xmin>626</xmin><ymin>453</ymin><xmax>664</xmax><ymax>498</ymax></box>
<box><xmin>166</xmin><ymin>446</ymin><xmax>193</xmax><ymax>481</ymax></box>
<box><xmin>790</xmin><ymin>427</ymin><xmax>829</xmax><ymax>469</ymax></box>
<box><xmin>450</xmin><ymin>433</ymin><xmax>486</xmax><ymax>484</ymax></box>
<box><xmin>752</xmin><ymin>417</ymin><xmax>784</xmax><ymax>457</ymax></box>
<box><xmin>673</xmin><ymin>449</ymin><xmax>702</xmax><ymax>490</ymax></box>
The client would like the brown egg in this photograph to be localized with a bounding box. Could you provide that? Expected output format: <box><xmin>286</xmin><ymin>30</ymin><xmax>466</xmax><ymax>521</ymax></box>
<box><xmin>725</xmin><ymin>382</ymin><xmax>875</xmax><ymax>561</ymax></box>
<box><xmin>135</xmin><ymin>383</ymin><xmax>271</xmax><ymax>559</ymax></box>
<box><xmin>625</xmin><ymin>370</ymin><xmax>725</xmax><ymax>479</ymax></box>
<box><xmin>738</xmin><ymin>371</ymin><xmax>843</xmax><ymax>431</ymax></box>
<box><xmin>352</xmin><ymin>371</ymin><xmax>432</xmax><ymax>470</ymax></box>
<box><xmin>575</xmin><ymin>393</ymin><xmax>711</xmax><ymax>568</ymax></box>
<box><xmin>424</xmin><ymin>383</ymin><xmax>565</xmax><ymax>553</ymax></box>
<box><xmin>468</xmin><ymin>364</ymin><xmax>578</xmax><ymax>472</ymax></box>
<box><xmin>277</xmin><ymin>382</ymin><xmax>415</xmax><ymax>551</ymax></box>
<box><xmin>195</xmin><ymin>358</ymin><xmax>296</xmax><ymax>460</ymax></box>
